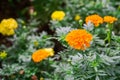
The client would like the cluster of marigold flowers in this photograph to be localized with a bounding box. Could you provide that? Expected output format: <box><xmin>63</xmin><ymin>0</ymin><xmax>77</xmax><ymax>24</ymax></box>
<box><xmin>65</xmin><ymin>15</ymin><xmax>117</xmax><ymax>50</ymax></box>
<box><xmin>51</xmin><ymin>11</ymin><xmax>118</xmax><ymax>51</ymax></box>
<box><xmin>0</xmin><ymin>18</ymin><xmax>18</xmax><ymax>36</ymax></box>
<box><xmin>85</xmin><ymin>14</ymin><xmax>118</xmax><ymax>27</ymax></box>
<box><xmin>51</xmin><ymin>11</ymin><xmax>117</xmax><ymax>25</ymax></box>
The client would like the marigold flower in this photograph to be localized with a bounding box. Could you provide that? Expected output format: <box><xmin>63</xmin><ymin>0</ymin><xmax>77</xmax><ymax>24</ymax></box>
<box><xmin>0</xmin><ymin>18</ymin><xmax>18</xmax><ymax>36</ymax></box>
<box><xmin>104</xmin><ymin>16</ymin><xmax>117</xmax><ymax>23</ymax></box>
<box><xmin>85</xmin><ymin>14</ymin><xmax>103</xmax><ymax>27</ymax></box>
<box><xmin>0</xmin><ymin>51</ymin><xmax>7</xmax><ymax>59</ymax></box>
<box><xmin>65</xmin><ymin>29</ymin><xmax>93</xmax><ymax>50</ymax></box>
<box><xmin>51</xmin><ymin>11</ymin><xmax>65</xmax><ymax>21</ymax></box>
<box><xmin>74</xmin><ymin>15</ymin><xmax>81</xmax><ymax>21</ymax></box>
<box><xmin>32</xmin><ymin>48</ymin><xmax>54</xmax><ymax>62</ymax></box>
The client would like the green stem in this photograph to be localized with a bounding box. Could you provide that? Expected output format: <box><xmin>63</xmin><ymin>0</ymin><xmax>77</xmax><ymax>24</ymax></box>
<box><xmin>108</xmin><ymin>23</ymin><xmax>113</xmax><ymax>43</ymax></box>
<box><xmin>104</xmin><ymin>23</ymin><xmax>113</xmax><ymax>44</ymax></box>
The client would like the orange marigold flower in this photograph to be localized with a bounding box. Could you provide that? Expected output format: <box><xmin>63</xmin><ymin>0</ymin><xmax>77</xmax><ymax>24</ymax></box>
<box><xmin>104</xmin><ymin>16</ymin><xmax>117</xmax><ymax>23</ymax></box>
<box><xmin>65</xmin><ymin>29</ymin><xmax>93</xmax><ymax>50</ymax></box>
<box><xmin>32</xmin><ymin>48</ymin><xmax>54</xmax><ymax>63</ymax></box>
<box><xmin>85</xmin><ymin>14</ymin><xmax>103</xmax><ymax>27</ymax></box>
<box><xmin>51</xmin><ymin>11</ymin><xmax>65</xmax><ymax>21</ymax></box>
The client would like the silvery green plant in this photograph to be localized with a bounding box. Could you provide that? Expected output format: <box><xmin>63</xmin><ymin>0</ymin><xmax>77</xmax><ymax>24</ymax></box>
<box><xmin>45</xmin><ymin>32</ymin><xmax>120</xmax><ymax>80</ymax></box>
<box><xmin>44</xmin><ymin>17</ymin><xmax>120</xmax><ymax>80</ymax></box>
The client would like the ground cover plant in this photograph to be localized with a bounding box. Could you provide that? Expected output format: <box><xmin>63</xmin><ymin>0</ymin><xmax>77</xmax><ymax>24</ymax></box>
<box><xmin>0</xmin><ymin>0</ymin><xmax>120</xmax><ymax>80</ymax></box>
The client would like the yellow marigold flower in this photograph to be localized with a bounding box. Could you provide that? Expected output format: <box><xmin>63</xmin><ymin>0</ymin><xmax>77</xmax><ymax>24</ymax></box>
<box><xmin>1</xmin><ymin>18</ymin><xmax>18</xmax><ymax>29</ymax></box>
<box><xmin>32</xmin><ymin>48</ymin><xmax>54</xmax><ymax>62</ymax></box>
<box><xmin>51</xmin><ymin>11</ymin><xmax>65</xmax><ymax>21</ymax></box>
<box><xmin>104</xmin><ymin>16</ymin><xmax>117</xmax><ymax>23</ymax></box>
<box><xmin>74</xmin><ymin>15</ymin><xmax>81</xmax><ymax>21</ymax></box>
<box><xmin>85</xmin><ymin>14</ymin><xmax>103</xmax><ymax>27</ymax></box>
<box><xmin>0</xmin><ymin>18</ymin><xmax>18</xmax><ymax>36</ymax></box>
<box><xmin>0</xmin><ymin>51</ymin><xmax>7</xmax><ymax>59</ymax></box>
<box><xmin>65</xmin><ymin>29</ymin><xmax>93</xmax><ymax>50</ymax></box>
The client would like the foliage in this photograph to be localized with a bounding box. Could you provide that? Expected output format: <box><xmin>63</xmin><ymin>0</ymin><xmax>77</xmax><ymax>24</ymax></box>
<box><xmin>0</xmin><ymin>0</ymin><xmax>120</xmax><ymax>80</ymax></box>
